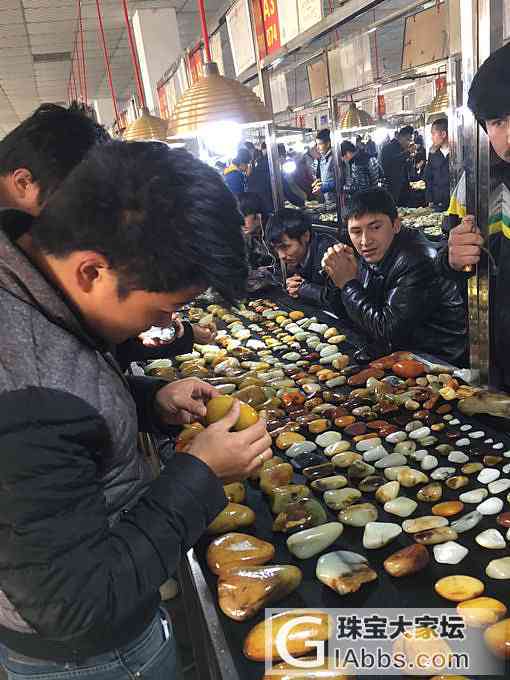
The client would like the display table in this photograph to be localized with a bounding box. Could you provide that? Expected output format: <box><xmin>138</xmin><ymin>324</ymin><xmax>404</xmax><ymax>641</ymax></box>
<box><xmin>173</xmin><ymin>293</ymin><xmax>510</xmax><ymax>680</ymax></box>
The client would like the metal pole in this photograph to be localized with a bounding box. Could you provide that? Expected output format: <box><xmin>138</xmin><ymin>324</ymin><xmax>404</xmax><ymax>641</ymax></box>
<box><xmin>325</xmin><ymin>46</ymin><xmax>343</xmax><ymax>240</ymax></box>
<box><xmin>197</xmin><ymin>0</ymin><xmax>212</xmax><ymax>63</ymax></box>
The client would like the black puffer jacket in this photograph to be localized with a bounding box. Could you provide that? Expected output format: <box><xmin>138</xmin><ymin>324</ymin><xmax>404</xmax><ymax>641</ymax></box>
<box><xmin>0</xmin><ymin>225</ymin><xmax>226</xmax><ymax>661</ymax></box>
<box><xmin>424</xmin><ymin>148</ymin><xmax>450</xmax><ymax>210</ymax></box>
<box><xmin>379</xmin><ymin>138</ymin><xmax>410</xmax><ymax>205</ymax></box>
<box><xmin>328</xmin><ymin>229</ymin><xmax>467</xmax><ymax>364</ymax></box>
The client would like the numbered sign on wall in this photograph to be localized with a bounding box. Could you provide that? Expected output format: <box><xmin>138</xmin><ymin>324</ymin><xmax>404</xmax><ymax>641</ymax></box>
<box><xmin>226</xmin><ymin>0</ymin><xmax>256</xmax><ymax>76</ymax></box>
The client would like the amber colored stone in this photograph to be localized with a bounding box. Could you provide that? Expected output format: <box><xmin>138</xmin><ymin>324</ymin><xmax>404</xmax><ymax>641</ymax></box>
<box><xmin>207</xmin><ymin>533</ymin><xmax>275</xmax><ymax>575</ymax></box>
<box><xmin>436</xmin><ymin>404</ymin><xmax>453</xmax><ymax>414</ymax></box>
<box><xmin>281</xmin><ymin>392</ymin><xmax>306</xmax><ymax>407</ymax></box>
<box><xmin>484</xmin><ymin>455</ymin><xmax>503</xmax><ymax>466</ymax></box>
<box><xmin>272</xmin><ymin>497</ymin><xmax>327</xmax><ymax>533</ymax></box>
<box><xmin>347</xmin><ymin>368</ymin><xmax>385</xmax><ymax>386</ymax></box>
<box><xmin>308</xmin><ymin>419</ymin><xmax>330</xmax><ymax>434</ymax></box>
<box><xmin>308</xmin><ymin>365</ymin><xmax>322</xmax><ymax>375</ymax></box>
<box><xmin>446</xmin><ymin>476</ymin><xmax>470</xmax><ymax>490</ymax></box>
<box><xmin>431</xmin><ymin>423</ymin><xmax>446</xmax><ymax>432</ymax></box>
<box><xmin>457</xmin><ymin>597</ymin><xmax>507</xmax><ymax>628</ymax></box>
<box><xmin>497</xmin><ymin>513</ymin><xmax>510</xmax><ymax>528</ymax></box>
<box><xmin>353</xmin><ymin>433</ymin><xmax>379</xmax><ymax>443</ymax></box>
<box><xmin>260</xmin><ymin>463</ymin><xmax>294</xmax><ymax>495</ymax></box>
<box><xmin>295</xmin><ymin>414</ymin><xmax>320</xmax><ymax>427</ymax></box>
<box><xmin>366</xmin><ymin>420</ymin><xmax>389</xmax><ymax>431</ymax></box>
<box><xmin>275</xmin><ymin>431</ymin><xmax>305</xmax><ymax>449</ymax></box>
<box><xmin>484</xmin><ymin>618</ymin><xmax>510</xmax><ymax>659</ymax></box>
<box><xmin>435</xmin><ymin>575</ymin><xmax>485</xmax><ymax>602</ymax></box>
<box><xmin>208</xmin><ymin>503</ymin><xmax>256</xmax><ymax>534</ymax></box>
<box><xmin>384</xmin><ymin>544</ymin><xmax>430</xmax><ymax>577</ymax></box>
<box><xmin>218</xmin><ymin>564</ymin><xmax>302</xmax><ymax>622</ymax></box>
<box><xmin>378</xmin><ymin>424</ymin><xmax>400</xmax><ymax>437</ymax></box>
<box><xmin>289</xmin><ymin>310</ymin><xmax>304</xmax><ymax>320</ymax></box>
<box><xmin>392</xmin><ymin>360</ymin><xmax>426</xmax><ymax>378</ymax></box>
<box><xmin>369</xmin><ymin>351</ymin><xmax>412</xmax><ymax>370</ymax></box>
<box><xmin>335</xmin><ymin>415</ymin><xmax>356</xmax><ymax>429</ymax></box>
<box><xmin>432</xmin><ymin>501</ymin><xmax>464</xmax><ymax>517</ymax></box>
<box><xmin>223</xmin><ymin>482</ymin><xmax>246</xmax><ymax>504</ymax></box>
<box><xmin>462</xmin><ymin>463</ymin><xmax>484</xmax><ymax>475</ymax></box>
<box><xmin>243</xmin><ymin>610</ymin><xmax>331</xmax><ymax>662</ymax></box>
<box><xmin>344</xmin><ymin>422</ymin><xmax>368</xmax><ymax>437</ymax></box>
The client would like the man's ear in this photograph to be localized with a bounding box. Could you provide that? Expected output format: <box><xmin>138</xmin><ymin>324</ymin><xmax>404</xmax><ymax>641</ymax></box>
<box><xmin>303</xmin><ymin>230</ymin><xmax>311</xmax><ymax>245</ymax></box>
<box><xmin>74</xmin><ymin>253</ymin><xmax>110</xmax><ymax>294</ymax></box>
<box><xmin>11</xmin><ymin>168</ymin><xmax>35</xmax><ymax>198</ymax></box>
<box><xmin>393</xmin><ymin>217</ymin><xmax>402</xmax><ymax>234</ymax></box>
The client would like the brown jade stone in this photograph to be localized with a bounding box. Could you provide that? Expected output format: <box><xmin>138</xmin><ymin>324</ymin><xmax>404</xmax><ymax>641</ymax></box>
<box><xmin>392</xmin><ymin>360</ymin><xmax>426</xmax><ymax>378</ymax></box>
<box><xmin>484</xmin><ymin>455</ymin><xmax>503</xmax><ymax>466</ymax></box>
<box><xmin>446</xmin><ymin>476</ymin><xmax>470</xmax><ymax>490</ymax></box>
<box><xmin>414</xmin><ymin>527</ymin><xmax>458</xmax><ymax>545</ymax></box>
<box><xmin>303</xmin><ymin>463</ymin><xmax>335</xmax><ymax>482</ymax></box>
<box><xmin>378</xmin><ymin>424</ymin><xmax>400</xmax><ymax>437</ymax></box>
<box><xmin>334</xmin><ymin>416</ymin><xmax>356</xmax><ymax>429</ymax></box>
<box><xmin>296</xmin><ymin>414</ymin><xmax>320</xmax><ymax>427</ymax></box>
<box><xmin>367</xmin><ymin>420</ymin><xmax>390</xmax><ymax>431</ymax></box>
<box><xmin>436</xmin><ymin>404</ymin><xmax>453</xmax><ymax>415</ymax></box>
<box><xmin>332</xmin><ymin>407</ymin><xmax>350</xmax><ymax>418</ymax></box>
<box><xmin>432</xmin><ymin>501</ymin><xmax>464</xmax><ymax>517</ymax></box>
<box><xmin>497</xmin><ymin>513</ymin><xmax>510</xmax><ymax>528</ymax></box>
<box><xmin>353</xmin><ymin>433</ymin><xmax>379</xmax><ymax>443</ymax></box>
<box><xmin>207</xmin><ymin>533</ymin><xmax>275</xmax><ymax>575</ymax></box>
<box><xmin>308</xmin><ymin>419</ymin><xmax>330</xmax><ymax>434</ymax></box>
<box><xmin>347</xmin><ymin>368</ymin><xmax>385</xmax><ymax>386</ymax></box>
<box><xmin>344</xmin><ymin>422</ymin><xmax>368</xmax><ymax>437</ymax></box>
<box><xmin>462</xmin><ymin>463</ymin><xmax>484</xmax><ymax>475</ymax></box>
<box><xmin>384</xmin><ymin>544</ymin><xmax>430</xmax><ymax>577</ymax></box>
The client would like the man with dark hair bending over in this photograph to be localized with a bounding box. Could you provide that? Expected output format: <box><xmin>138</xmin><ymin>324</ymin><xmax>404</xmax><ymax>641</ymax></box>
<box><xmin>322</xmin><ymin>188</ymin><xmax>467</xmax><ymax>364</ymax></box>
<box><xmin>267</xmin><ymin>207</ymin><xmax>336</xmax><ymax>305</ymax></box>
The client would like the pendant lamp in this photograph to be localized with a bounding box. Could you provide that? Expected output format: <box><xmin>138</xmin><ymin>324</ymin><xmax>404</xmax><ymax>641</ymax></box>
<box><xmin>167</xmin><ymin>0</ymin><xmax>270</xmax><ymax>138</ymax></box>
<box><xmin>339</xmin><ymin>101</ymin><xmax>374</xmax><ymax>131</ymax></box>
<box><xmin>121</xmin><ymin>0</ymin><xmax>168</xmax><ymax>141</ymax></box>
<box><xmin>427</xmin><ymin>76</ymin><xmax>448</xmax><ymax>118</ymax></box>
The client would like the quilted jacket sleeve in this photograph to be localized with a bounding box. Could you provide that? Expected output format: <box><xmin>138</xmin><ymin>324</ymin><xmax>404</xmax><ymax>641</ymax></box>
<box><xmin>0</xmin><ymin>386</ymin><xmax>226</xmax><ymax>642</ymax></box>
<box><xmin>341</xmin><ymin>255</ymin><xmax>436</xmax><ymax>350</ymax></box>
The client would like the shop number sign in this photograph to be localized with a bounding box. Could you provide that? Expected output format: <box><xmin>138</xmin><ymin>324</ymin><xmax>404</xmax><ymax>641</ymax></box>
<box><xmin>263</xmin><ymin>0</ymin><xmax>281</xmax><ymax>54</ymax></box>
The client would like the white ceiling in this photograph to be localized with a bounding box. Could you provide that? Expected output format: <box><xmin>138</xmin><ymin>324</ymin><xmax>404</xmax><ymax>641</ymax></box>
<box><xmin>0</xmin><ymin>0</ymin><xmax>226</xmax><ymax>136</ymax></box>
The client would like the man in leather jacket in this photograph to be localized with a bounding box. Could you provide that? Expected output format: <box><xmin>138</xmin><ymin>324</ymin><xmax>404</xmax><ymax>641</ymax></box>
<box><xmin>323</xmin><ymin>188</ymin><xmax>467</xmax><ymax>364</ymax></box>
<box><xmin>266</xmin><ymin>208</ymin><xmax>337</xmax><ymax>306</ymax></box>
<box><xmin>436</xmin><ymin>42</ymin><xmax>510</xmax><ymax>390</ymax></box>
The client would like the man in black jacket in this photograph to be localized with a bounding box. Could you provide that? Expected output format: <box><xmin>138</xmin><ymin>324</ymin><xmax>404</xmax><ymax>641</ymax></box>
<box><xmin>424</xmin><ymin>118</ymin><xmax>450</xmax><ymax>211</ymax></box>
<box><xmin>266</xmin><ymin>208</ymin><xmax>336</xmax><ymax>306</ymax></box>
<box><xmin>322</xmin><ymin>188</ymin><xmax>467</xmax><ymax>364</ymax></box>
<box><xmin>437</xmin><ymin>42</ymin><xmax>510</xmax><ymax>390</ymax></box>
<box><xmin>0</xmin><ymin>142</ymin><xmax>272</xmax><ymax>678</ymax></box>
<box><xmin>379</xmin><ymin>126</ymin><xmax>413</xmax><ymax>205</ymax></box>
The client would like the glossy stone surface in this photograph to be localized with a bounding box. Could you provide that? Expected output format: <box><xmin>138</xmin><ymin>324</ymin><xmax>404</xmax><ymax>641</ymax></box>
<box><xmin>384</xmin><ymin>497</ymin><xmax>417</xmax><ymax>518</ymax></box>
<box><xmin>402</xmin><ymin>515</ymin><xmax>449</xmax><ymax>533</ymax></box>
<box><xmin>432</xmin><ymin>501</ymin><xmax>464</xmax><ymax>517</ymax></box>
<box><xmin>316</xmin><ymin>550</ymin><xmax>378</xmax><ymax>595</ymax></box>
<box><xmin>446</xmin><ymin>475</ymin><xmax>470</xmax><ymax>490</ymax></box>
<box><xmin>243</xmin><ymin>610</ymin><xmax>331</xmax><ymax>661</ymax></box>
<box><xmin>384</xmin><ymin>543</ymin><xmax>430</xmax><ymax>577</ymax></box>
<box><xmin>384</xmin><ymin>465</ymin><xmax>411</xmax><ymax>481</ymax></box>
<box><xmin>208</xmin><ymin>503</ymin><xmax>255</xmax><ymax>534</ymax></box>
<box><xmin>303</xmin><ymin>463</ymin><xmax>335</xmax><ymax>482</ymax></box>
<box><xmin>324</xmin><ymin>441</ymin><xmax>351</xmax><ymax>457</ymax></box>
<box><xmin>397</xmin><ymin>468</ymin><xmax>429</xmax><ymax>487</ymax></box>
<box><xmin>421</xmin><ymin>454</ymin><xmax>439</xmax><ymax>471</ymax></box>
<box><xmin>276</xmin><ymin>432</ymin><xmax>306</xmax><ymax>450</ymax></box>
<box><xmin>488</xmin><ymin>479</ymin><xmax>510</xmax><ymax>495</ymax></box>
<box><xmin>206</xmin><ymin>395</ymin><xmax>258</xmax><ymax>431</ymax></box>
<box><xmin>338</xmin><ymin>502</ymin><xmax>378</xmax><ymax>527</ymax></box>
<box><xmin>477</xmin><ymin>497</ymin><xmax>504</xmax><ymax>516</ymax></box>
<box><xmin>286</xmin><ymin>441</ymin><xmax>317</xmax><ymax>458</ymax></box>
<box><xmin>260</xmin><ymin>463</ymin><xmax>294</xmax><ymax>495</ymax></box>
<box><xmin>324</xmin><ymin>488</ymin><xmax>361</xmax><ymax>511</ymax></box>
<box><xmin>358</xmin><ymin>475</ymin><xmax>387</xmax><ymax>493</ymax></box>
<box><xmin>223</xmin><ymin>482</ymin><xmax>246</xmax><ymax>504</ymax></box>
<box><xmin>417</xmin><ymin>482</ymin><xmax>443</xmax><ymax>503</ymax></box>
<box><xmin>459</xmin><ymin>488</ymin><xmax>488</xmax><ymax>504</ymax></box>
<box><xmin>356</xmin><ymin>437</ymin><xmax>382</xmax><ymax>451</ymax></box>
<box><xmin>414</xmin><ymin>526</ymin><xmax>458</xmax><ymax>545</ymax></box>
<box><xmin>478</xmin><ymin>468</ymin><xmax>501</xmax><ymax>485</ymax></box>
<box><xmin>270</xmin><ymin>485</ymin><xmax>311</xmax><ymax>514</ymax></box>
<box><xmin>363</xmin><ymin>522</ymin><xmax>403</xmax><ymax>549</ymax></box>
<box><xmin>374</xmin><ymin>454</ymin><xmax>408</xmax><ymax>469</ymax></box>
<box><xmin>476</xmin><ymin>529</ymin><xmax>507</xmax><ymax>550</ymax></box>
<box><xmin>311</xmin><ymin>475</ymin><xmax>348</xmax><ymax>493</ymax></box>
<box><xmin>435</xmin><ymin>575</ymin><xmax>485</xmax><ymax>602</ymax></box>
<box><xmin>462</xmin><ymin>463</ymin><xmax>484</xmax><ymax>475</ymax></box>
<box><xmin>287</xmin><ymin>522</ymin><xmax>344</xmax><ymax>560</ymax></box>
<box><xmin>431</xmin><ymin>467</ymin><xmax>456</xmax><ymax>481</ymax></box>
<box><xmin>486</xmin><ymin>556</ymin><xmax>510</xmax><ymax>580</ymax></box>
<box><xmin>375</xmin><ymin>481</ymin><xmax>400</xmax><ymax>503</ymax></box>
<box><xmin>331</xmin><ymin>452</ymin><xmax>362</xmax><ymax>468</ymax></box>
<box><xmin>362</xmin><ymin>446</ymin><xmax>389</xmax><ymax>463</ymax></box>
<box><xmin>308</xmin><ymin>418</ymin><xmax>330</xmax><ymax>434</ymax></box>
<box><xmin>273</xmin><ymin>497</ymin><xmax>327</xmax><ymax>533</ymax></box>
<box><xmin>347</xmin><ymin>461</ymin><xmax>376</xmax><ymax>481</ymax></box>
<box><xmin>207</xmin><ymin>533</ymin><xmax>275</xmax><ymax>575</ymax></box>
<box><xmin>484</xmin><ymin>618</ymin><xmax>510</xmax><ymax>659</ymax></box>
<box><xmin>433</xmin><ymin>541</ymin><xmax>469</xmax><ymax>565</ymax></box>
<box><xmin>457</xmin><ymin>597</ymin><xmax>507</xmax><ymax>628</ymax></box>
<box><xmin>316</xmin><ymin>431</ymin><xmax>344</xmax><ymax>448</ymax></box>
<box><xmin>291</xmin><ymin>453</ymin><xmax>326</xmax><ymax>471</ymax></box>
<box><xmin>497</xmin><ymin>512</ymin><xmax>510</xmax><ymax>527</ymax></box>
<box><xmin>451</xmin><ymin>510</ymin><xmax>483</xmax><ymax>534</ymax></box>
<box><xmin>218</xmin><ymin>565</ymin><xmax>302</xmax><ymax>621</ymax></box>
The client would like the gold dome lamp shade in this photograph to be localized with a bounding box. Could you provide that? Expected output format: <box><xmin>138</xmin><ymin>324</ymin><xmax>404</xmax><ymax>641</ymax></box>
<box><xmin>167</xmin><ymin>62</ymin><xmax>271</xmax><ymax>138</ymax></box>
<box><xmin>339</xmin><ymin>101</ymin><xmax>375</xmax><ymax>131</ymax></box>
<box><xmin>123</xmin><ymin>106</ymin><xmax>169</xmax><ymax>141</ymax></box>
<box><xmin>427</xmin><ymin>76</ymin><xmax>449</xmax><ymax>119</ymax></box>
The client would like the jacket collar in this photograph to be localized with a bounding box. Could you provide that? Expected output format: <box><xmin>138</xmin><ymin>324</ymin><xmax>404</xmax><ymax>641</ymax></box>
<box><xmin>0</xmin><ymin>213</ymin><xmax>108</xmax><ymax>352</ymax></box>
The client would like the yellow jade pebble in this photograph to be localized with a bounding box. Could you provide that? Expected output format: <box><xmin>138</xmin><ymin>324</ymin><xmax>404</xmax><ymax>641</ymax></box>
<box><xmin>289</xmin><ymin>310</ymin><xmax>304</xmax><ymax>321</ymax></box>
<box><xmin>275</xmin><ymin>432</ymin><xmax>306</xmax><ymax>450</ymax></box>
<box><xmin>457</xmin><ymin>597</ymin><xmax>507</xmax><ymax>627</ymax></box>
<box><xmin>206</xmin><ymin>395</ymin><xmax>258</xmax><ymax>431</ymax></box>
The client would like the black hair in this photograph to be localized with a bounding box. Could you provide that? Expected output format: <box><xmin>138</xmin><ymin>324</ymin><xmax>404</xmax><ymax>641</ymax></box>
<box><xmin>0</xmin><ymin>103</ymin><xmax>109</xmax><ymax>203</ymax></box>
<box><xmin>468</xmin><ymin>43</ymin><xmax>510</xmax><ymax>128</ymax></box>
<box><xmin>277</xmin><ymin>143</ymin><xmax>287</xmax><ymax>158</ymax></box>
<box><xmin>234</xmin><ymin>148</ymin><xmax>252</xmax><ymax>166</ymax></box>
<box><xmin>266</xmin><ymin>208</ymin><xmax>311</xmax><ymax>245</ymax></box>
<box><xmin>32</xmin><ymin>141</ymin><xmax>248</xmax><ymax>302</ymax></box>
<box><xmin>238</xmin><ymin>192</ymin><xmax>262</xmax><ymax>217</ymax></box>
<box><xmin>316</xmin><ymin>128</ymin><xmax>331</xmax><ymax>143</ymax></box>
<box><xmin>431</xmin><ymin>118</ymin><xmax>448</xmax><ymax>135</ymax></box>
<box><xmin>243</xmin><ymin>141</ymin><xmax>255</xmax><ymax>151</ymax></box>
<box><xmin>341</xmin><ymin>140</ymin><xmax>356</xmax><ymax>156</ymax></box>
<box><xmin>397</xmin><ymin>125</ymin><xmax>414</xmax><ymax>139</ymax></box>
<box><xmin>345</xmin><ymin>188</ymin><xmax>398</xmax><ymax>224</ymax></box>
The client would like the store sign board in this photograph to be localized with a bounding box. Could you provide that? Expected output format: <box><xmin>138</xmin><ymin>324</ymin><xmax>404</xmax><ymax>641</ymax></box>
<box><xmin>328</xmin><ymin>34</ymin><xmax>372</xmax><ymax>95</ymax></box>
<box><xmin>210</xmin><ymin>30</ymin><xmax>225</xmax><ymax>75</ymax></box>
<box><xmin>307</xmin><ymin>59</ymin><xmax>328</xmax><ymax>100</ymax></box>
<box><xmin>226</xmin><ymin>0</ymin><xmax>257</xmax><ymax>76</ymax></box>
<box><xmin>402</xmin><ymin>3</ymin><xmax>448</xmax><ymax>69</ymax></box>
<box><xmin>297</xmin><ymin>0</ymin><xmax>323</xmax><ymax>33</ymax></box>
<box><xmin>251</xmin><ymin>0</ymin><xmax>267</xmax><ymax>61</ymax></box>
<box><xmin>277</xmin><ymin>0</ymin><xmax>299</xmax><ymax>45</ymax></box>
<box><xmin>157</xmin><ymin>84</ymin><xmax>169</xmax><ymax>120</ymax></box>
<box><xmin>270</xmin><ymin>71</ymin><xmax>289</xmax><ymax>113</ymax></box>
<box><xmin>262</xmin><ymin>0</ymin><xmax>281</xmax><ymax>54</ymax></box>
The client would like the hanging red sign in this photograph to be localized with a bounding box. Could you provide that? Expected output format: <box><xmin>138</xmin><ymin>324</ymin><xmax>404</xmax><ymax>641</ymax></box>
<box><xmin>262</xmin><ymin>0</ymin><xmax>281</xmax><ymax>54</ymax></box>
<box><xmin>189</xmin><ymin>45</ymin><xmax>204</xmax><ymax>84</ymax></box>
<box><xmin>251</xmin><ymin>0</ymin><xmax>267</xmax><ymax>61</ymax></box>
<box><xmin>157</xmin><ymin>84</ymin><xmax>169</xmax><ymax>120</ymax></box>
<box><xmin>377</xmin><ymin>94</ymin><xmax>386</xmax><ymax>117</ymax></box>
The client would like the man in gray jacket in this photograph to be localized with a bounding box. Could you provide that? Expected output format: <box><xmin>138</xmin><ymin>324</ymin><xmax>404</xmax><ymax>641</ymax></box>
<box><xmin>0</xmin><ymin>141</ymin><xmax>271</xmax><ymax>679</ymax></box>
